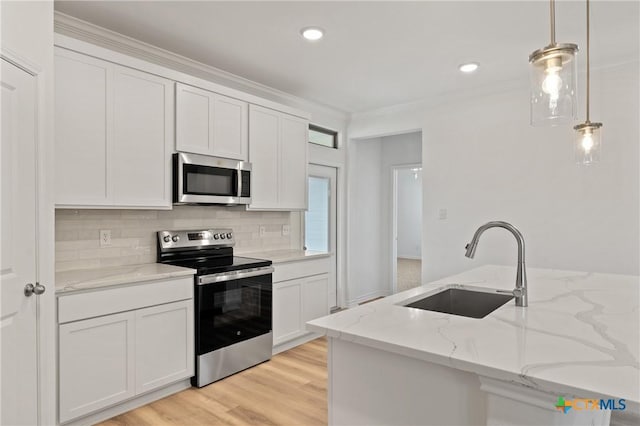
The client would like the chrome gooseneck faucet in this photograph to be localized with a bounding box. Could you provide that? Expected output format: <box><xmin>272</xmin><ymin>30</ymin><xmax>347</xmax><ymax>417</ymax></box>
<box><xmin>464</xmin><ymin>221</ymin><xmax>528</xmax><ymax>307</ymax></box>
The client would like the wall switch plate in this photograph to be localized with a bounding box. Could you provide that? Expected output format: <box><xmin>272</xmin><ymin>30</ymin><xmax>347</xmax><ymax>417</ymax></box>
<box><xmin>439</xmin><ymin>209</ymin><xmax>448</xmax><ymax>220</ymax></box>
<box><xmin>99</xmin><ymin>230</ymin><xmax>112</xmax><ymax>247</ymax></box>
<box><xmin>282</xmin><ymin>225</ymin><xmax>290</xmax><ymax>236</ymax></box>
<box><xmin>259</xmin><ymin>226</ymin><xmax>266</xmax><ymax>237</ymax></box>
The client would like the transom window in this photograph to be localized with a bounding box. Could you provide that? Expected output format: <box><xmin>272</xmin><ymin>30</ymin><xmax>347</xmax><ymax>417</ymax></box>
<box><xmin>309</xmin><ymin>124</ymin><xmax>338</xmax><ymax>149</ymax></box>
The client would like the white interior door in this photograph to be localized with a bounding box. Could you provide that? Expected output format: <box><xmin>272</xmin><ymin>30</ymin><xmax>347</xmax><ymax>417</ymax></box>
<box><xmin>1</xmin><ymin>58</ymin><xmax>39</xmax><ymax>426</ymax></box>
<box><xmin>305</xmin><ymin>164</ymin><xmax>338</xmax><ymax>308</ymax></box>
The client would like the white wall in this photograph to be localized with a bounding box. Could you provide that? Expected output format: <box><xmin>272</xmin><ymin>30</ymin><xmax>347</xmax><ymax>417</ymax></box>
<box><xmin>348</xmin><ymin>132</ymin><xmax>422</xmax><ymax>303</ymax></box>
<box><xmin>397</xmin><ymin>168</ymin><xmax>422</xmax><ymax>259</ymax></box>
<box><xmin>348</xmin><ymin>137</ymin><xmax>384</xmax><ymax>303</ymax></box>
<box><xmin>349</xmin><ymin>62</ymin><xmax>640</xmax><ymax>283</ymax></box>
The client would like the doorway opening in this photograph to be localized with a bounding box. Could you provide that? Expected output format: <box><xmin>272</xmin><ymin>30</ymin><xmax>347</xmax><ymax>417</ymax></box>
<box><xmin>392</xmin><ymin>165</ymin><xmax>423</xmax><ymax>293</ymax></box>
<box><xmin>347</xmin><ymin>131</ymin><xmax>422</xmax><ymax>305</ymax></box>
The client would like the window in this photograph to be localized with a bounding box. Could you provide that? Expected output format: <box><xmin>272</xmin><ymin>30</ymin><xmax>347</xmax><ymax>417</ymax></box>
<box><xmin>309</xmin><ymin>124</ymin><xmax>338</xmax><ymax>149</ymax></box>
<box><xmin>305</xmin><ymin>176</ymin><xmax>330</xmax><ymax>252</ymax></box>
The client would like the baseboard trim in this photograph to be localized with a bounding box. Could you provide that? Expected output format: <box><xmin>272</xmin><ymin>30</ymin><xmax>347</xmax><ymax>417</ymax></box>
<box><xmin>272</xmin><ymin>332</ymin><xmax>321</xmax><ymax>355</ymax></box>
<box><xmin>347</xmin><ymin>290</ymin><xmax>390</xmax><ymax>307</ymax></box>
<box><xmin>61</xmin><ymin>379</ymin><xmax>191</xmax><ymax>426</ymax></box>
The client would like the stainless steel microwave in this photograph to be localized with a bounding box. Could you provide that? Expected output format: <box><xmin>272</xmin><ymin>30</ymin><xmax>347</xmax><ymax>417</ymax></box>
<box><xmin>173</xmin><ymin>152</ymin><xmax>251</xmax><ymax>205</ymax></box>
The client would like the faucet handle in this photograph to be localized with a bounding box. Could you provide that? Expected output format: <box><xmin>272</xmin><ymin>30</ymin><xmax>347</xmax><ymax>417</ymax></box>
<box><xmin>512</xmin><ymin>288</ymin><xmax>524</xmax><ymax>298</ymax></box>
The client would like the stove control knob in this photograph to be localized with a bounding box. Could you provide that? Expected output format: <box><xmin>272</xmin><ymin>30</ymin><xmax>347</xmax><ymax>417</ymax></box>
<box><xmin>220</xmin><ymin>234</ymin><xmax>226</xmax><ymax>239</ymax></box>
<box><xmin>163</xmin><ymin>235</ymin><xmax>171</xmax><ymax>243</ymax></box>
<box><xmin>213</xmin><ymin>233</ymin><xmax>220</xmax><ymax>240</ymax></box>
<box><xmin>226</xmin><ymin>233</ymin><xmax>232</xmax><ymax>239</ymax></box>
<box><xmin>172</xmin><ymin>235</ymin><xmax>180</xmax><ymax>242</ymax></box>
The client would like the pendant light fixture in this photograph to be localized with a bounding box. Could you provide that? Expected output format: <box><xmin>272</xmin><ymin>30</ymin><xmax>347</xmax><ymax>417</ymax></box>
<box><xmin>574</xmin><ymin>0</ymin><xmax>602</xmax><ymax>165</ymax></box>
<box><xmin>529</xmin><ymin>0</ymin><xmax>579</xmax><ymax>126</ymax></box>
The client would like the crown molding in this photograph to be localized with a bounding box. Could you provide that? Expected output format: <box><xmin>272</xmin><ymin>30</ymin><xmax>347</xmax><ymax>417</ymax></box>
<box><xmin>53</xmin><ymin>11</ymin><xmax>349</xmax><ymax>121</ymax></box>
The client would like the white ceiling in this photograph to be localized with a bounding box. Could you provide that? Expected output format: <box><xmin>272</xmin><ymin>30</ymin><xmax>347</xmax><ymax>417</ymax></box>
<box><xmin>54</xmin><ymin>1</ymin><xmax>639</xmax><ymax>113</ymax></box>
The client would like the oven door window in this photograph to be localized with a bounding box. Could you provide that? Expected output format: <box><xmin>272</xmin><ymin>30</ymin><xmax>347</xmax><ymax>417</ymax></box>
<box><xmin>196</xmin><ymin>274</ymin><xmax>272</xmax><ymax>354</ymax></box>
<box><xmin>183</xmin><ymin>164</ymin><xmax>237</xmax><ymax>196</ymax></box>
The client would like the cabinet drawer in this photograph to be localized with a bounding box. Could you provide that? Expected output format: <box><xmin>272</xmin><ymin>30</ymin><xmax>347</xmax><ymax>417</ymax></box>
<box><xmin>58</xmin><ymin>277</ymin><xmax>193</xmax><ymax>324</ymax></box>
<box><xmin>273</xmin><ymin>257</ymin><xmax>330</xmax><ymax>283</ymax></box>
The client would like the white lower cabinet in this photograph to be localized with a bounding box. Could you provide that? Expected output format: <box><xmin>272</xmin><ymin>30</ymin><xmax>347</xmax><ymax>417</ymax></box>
<box><xmin>272</xmin><ymin>258</ymin><xmax>330</xmax><ymax>349</ymax></box>
<box><xmin>135</xmin><ymin>300</ymin><xmax>194</xmax><ymax>394</ymax></box>
<box><xmin>302</xmin><ymin>276</ymin><xmax>329</xmax><ymax>324</ymax></box>
<box><xmin>273</xmin><ymin>279</ymin><xmax>304</xmax><ymax>345</ymax></box>
<box><xmin>59</xmin><ymin>311</ymin><xmax>136</xmax><ymax>423</ymax></box>
<box><xmin>58</xmin><ymin>277</ymin><xmax>194</xmax><ymax>424</ymax></box>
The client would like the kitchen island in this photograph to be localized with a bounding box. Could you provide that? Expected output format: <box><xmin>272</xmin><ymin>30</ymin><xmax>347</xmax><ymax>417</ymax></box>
<box><xmin>307</xmin><ymin>265</ymin><xmax>639</xmax><ymax>426</ymax></box>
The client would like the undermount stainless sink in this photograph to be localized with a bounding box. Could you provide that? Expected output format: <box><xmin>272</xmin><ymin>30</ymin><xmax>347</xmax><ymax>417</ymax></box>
<box><xmin>402</xmin><ymin>285</ymin><xmax>514</xmax><ymax>319</ymax></box>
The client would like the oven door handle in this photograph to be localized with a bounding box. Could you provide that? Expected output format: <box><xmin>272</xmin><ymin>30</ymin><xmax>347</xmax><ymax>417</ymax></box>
<box><xmin>197</xmin><ymin>266</ymin><xmax>274</xmax><ymax>285</ymax></box>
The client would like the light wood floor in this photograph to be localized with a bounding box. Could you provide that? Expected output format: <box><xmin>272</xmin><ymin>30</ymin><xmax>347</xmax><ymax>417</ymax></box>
<box><xmin>99</xmin><ymin>338</ymin><xmax>327</xmax><ymax>426</ymax></box>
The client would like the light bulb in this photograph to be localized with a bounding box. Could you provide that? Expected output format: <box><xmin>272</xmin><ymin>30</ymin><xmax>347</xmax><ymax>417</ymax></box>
<box><xmin>574</xmin><ymin>123</ymin><xmax>602</xmax><ymax>165</ymax></box>
<box><xmin>542</xmin><ymin>69</ymin><xmax>562</xmax><ymax>101</ymax></box>
<box><xmin>580</xmin><ymin>131</ymin><xmax>594</xmax><ymax>153</ymax></box>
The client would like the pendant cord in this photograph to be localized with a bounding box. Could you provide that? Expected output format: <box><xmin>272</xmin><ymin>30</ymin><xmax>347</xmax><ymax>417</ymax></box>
<box><xmin>550</xmin><ymin>0</ymin><xmax>556</xmax><ymax>45</ymax></box>
<box><xmin>586</xmin><ymin>0</ymin><xmax>591</xmax><ymax>122</ymax></box>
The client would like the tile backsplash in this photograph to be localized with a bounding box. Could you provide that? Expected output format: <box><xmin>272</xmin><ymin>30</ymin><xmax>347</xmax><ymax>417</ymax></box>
<box><xmin>55</xmin><ymin>206</ymin><xmax>295</xmax><ymax>272</ymax></box>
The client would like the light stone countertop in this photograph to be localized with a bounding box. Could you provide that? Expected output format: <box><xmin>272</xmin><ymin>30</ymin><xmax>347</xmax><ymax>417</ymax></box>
<box><xmin>238</xmin><ymin>249</ymin><xmax>331</xmax><ymax>264</ymax></box>
<box><xmin>307</xmin><ymin>265</ymin><xmax>640</xmax><ymax>410</ymax></box>
<box><xmin>55</xmin><ymin>263</ymin><xmax>196</xmax><ymax>294</ymax></box>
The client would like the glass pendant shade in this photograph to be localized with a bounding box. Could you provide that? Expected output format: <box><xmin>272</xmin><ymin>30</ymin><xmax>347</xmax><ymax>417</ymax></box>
<box><xmin>529</xmin><ymin>44</ymin><xmax>578</xmax><ymax>126</ymax></box>
<box><xmin>574</xmin><ymin>122</ymin><xmax>602</xmax><ymax>165</ymax></box>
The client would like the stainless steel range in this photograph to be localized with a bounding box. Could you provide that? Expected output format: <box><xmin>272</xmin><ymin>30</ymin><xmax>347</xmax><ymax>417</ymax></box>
<box><xmin>157</xmin><ymin>229</ymin><xmax>273</xmax><ymax>387</ymax></box>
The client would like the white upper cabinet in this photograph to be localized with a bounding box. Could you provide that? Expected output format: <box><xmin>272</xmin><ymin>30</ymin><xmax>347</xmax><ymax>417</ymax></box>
<box><xmin>112</xmin><ymin>66</ymin><xmax>173</xmax><ymax>207</ymax></box>
<box><xmin>175</xmin><ymin>83</ymin><xmax>248</xmax><ymax>160</ymax></box>
<box><xmin>279</xmin><ymin>114</ymin><xmax>308</xmax><ymax>209</ymax></box>
<box><xmin>248</xmin><ymin>105</ymin><xmax>308</xmax><ymax>210</ymax></box>
<box><xmin>54</xmin><ymin>48</ymin><xmax>173</xmax><ymax>209</ymax></box>
<box><xmin>55</xmin><ymin>50</ymin><xmax>111</xmax><ymax>205</ymax></box>
<box><xmin>248</xmin><ymin>106</ymin><xmax>280</xmax><ymax>208</ymax></box>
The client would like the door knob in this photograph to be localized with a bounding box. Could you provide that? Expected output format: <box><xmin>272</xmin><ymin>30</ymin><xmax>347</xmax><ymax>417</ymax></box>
<box><xmin>24</xmin><ymin>283</ymin><xmax>46</xmax><ymax>297</ymax></box>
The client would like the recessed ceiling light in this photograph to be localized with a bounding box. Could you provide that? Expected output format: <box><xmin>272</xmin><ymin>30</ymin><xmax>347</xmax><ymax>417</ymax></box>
<box><xmin>301</xmin><ymin>27</ymin><xmax>324</xmax><ymax>41</ymax></box>
<box><xmin>459</xmin><ymin>62</ymin><xmax>479</xmax><ymax>73</ymax></box>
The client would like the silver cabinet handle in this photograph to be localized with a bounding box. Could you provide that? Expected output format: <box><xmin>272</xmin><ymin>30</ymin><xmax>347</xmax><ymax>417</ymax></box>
<box><xmin>24</xmin><ymin>283</ymin><xmax>46</xmax><ymax>297</ymax></box>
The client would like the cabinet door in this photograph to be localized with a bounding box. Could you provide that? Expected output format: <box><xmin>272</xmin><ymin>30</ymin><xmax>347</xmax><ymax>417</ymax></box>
<box><xmin>248</xmin><ymin>105</ymin><xmax>280</xmax><ymax>209</ymax></box>
<box><xmin>213</xmin><ymin>94</ymin><xmax>248</xmax><ymax>160</ymax></box>
<box><xmin>175</xmin><ymin>83</ymin><xmax>214</xmax><ymax>155</ymax></box>
<box><xmin>302</xmin><ymin>274</ymin><xmax>329</xmax><ymax>323</ymax></box>
<box><xmin>54</xmin><ymin>48</ymin><xmax>112</xmax><ymax>205</ymax></box>
<box><xmin>272</xmin><ymin>279</ymin><xmax>304</xmax><ymax>345</ymax></box>
<box><xmin>135</xmin><ymin>300</ymin><xmax>194</xmax><ymax>394</ymax></box>
<box><xmin>279</xmin><ymin>114</ymin><xmax>308</xmax><ymax>210</ymax></box>
<box><xmin>59</xmin><ymin>311</ymin><xmax>135</xmax><ymax>423</ymax></box>
<box><xmin>112</xmin><ymin>66</ymin><xmax>173</xmax><ymax>208</ymax></box>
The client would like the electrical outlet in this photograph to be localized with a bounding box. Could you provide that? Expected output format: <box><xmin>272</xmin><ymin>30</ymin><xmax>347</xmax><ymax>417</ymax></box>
<box><xmin>282</xmin><ymin>225</ymin><xmax>290</xmax><ymax>236</ymax></box>
<box><xmin>99</xmin><ymin>229</ymin><xmax>112</xmax><ymax>247</ymax></box>
<box><xmin>438</xmin><ymin>208</ymin><xmax>448</xmax><ymax>220</ymax></box>
<box><xmin>259</xmin><ymin>226</ymin><xmax>266</xmax><ymax>237</ymax></box>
